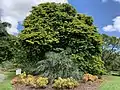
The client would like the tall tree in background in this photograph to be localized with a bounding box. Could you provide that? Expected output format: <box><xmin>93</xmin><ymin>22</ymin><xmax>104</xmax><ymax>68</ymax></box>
<box><xmin>0</xmin><ymin>16</ymin><xmax>13</xmax><ymax>63</ymax></box>
<box><xmin>102</xmin><ymin>34</ymin><xmax>120</xmax><ymax>71</ymax></box>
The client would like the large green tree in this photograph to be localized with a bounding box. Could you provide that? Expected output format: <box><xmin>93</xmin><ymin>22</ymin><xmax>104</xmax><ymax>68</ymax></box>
<box><xmin>19</xmin><ymin>3</ymin><xmax>104</xmax><ymax>75</ymax></box>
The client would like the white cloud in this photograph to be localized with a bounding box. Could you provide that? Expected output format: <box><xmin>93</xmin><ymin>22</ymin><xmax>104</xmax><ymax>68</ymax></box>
<box><xmin>36</xmin><ymin>0</ymin><xmax>68</xmax><ymax>4</ymax></box>
<box><xmin>101</xmin><ymin>0</ymin><xmax>120</xmax><ymax>3</ymax></box>
<box><xmin>113</xmin><ymin>0</ymin><xmax>120</xmax><ymax>3</ymax></box>
<box><xmin>101</xmin><ymin>0</ymin><xmax>108</xmax><ymax>3</ymax></box>
<box><xmin>2</xmin><ymin>16</ymin><xmax>18</xmax><ymax>34</ymax></box>
<box><xmin>0</xmin><ymin>0</ymin><xmax>68</xmax><ymax>35</ymax></box>
<box><xmin>103</xmin><ymin>16</ymin><xmax>120</xmax><ymax>32</ymax></box>
<box><xmin>103</xmin><ymin>25</ymin><xmax>115</xmax><ymax>32</ymax></box>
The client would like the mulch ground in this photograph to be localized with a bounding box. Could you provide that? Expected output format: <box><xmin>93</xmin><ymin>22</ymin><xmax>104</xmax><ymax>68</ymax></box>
<box><xmin>13</xmin><ymin>79</ymin><xmax>103</xmax><ymax>90</ymax></box>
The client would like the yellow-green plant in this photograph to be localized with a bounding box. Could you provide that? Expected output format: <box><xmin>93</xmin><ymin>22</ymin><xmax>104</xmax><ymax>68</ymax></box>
<box><xmin>25</xmin><ymin>75</ymin><xmax>36</xmax><ymax>87</ymax></box>
<box><xmin>53</xmin><ymin>77</ymin><xmax>79</xmax><ymax>89</ymax></box>
<box><xmin>19</xmin><ymin>73</ymin><xmax>35</xmax><ymax>85</ymax></box>
<box><xmin>36</xmin><ymin>77</ymin><xmax>48</xmax><ymax>88</ymax></box>
<box><xmin>19</xmin><ymin>72</ymin><xmax>26</xmax><ymax>79</ymax></box>
<box><xmin>18</xmin><ymin>73</ymin><xmax>48</xmax><ymax>88</ymax></box>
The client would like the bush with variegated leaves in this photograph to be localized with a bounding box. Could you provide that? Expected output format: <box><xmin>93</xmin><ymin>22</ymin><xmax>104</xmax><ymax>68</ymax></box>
<box><xmin>53</xmin><ymin>77</ymin><xmax>79</xmax><ymax>89</ymax></box>
<box><xmin>11</xmin><ymin>72</ymin><xmax>48</xmax><ymax>88</ymax></box>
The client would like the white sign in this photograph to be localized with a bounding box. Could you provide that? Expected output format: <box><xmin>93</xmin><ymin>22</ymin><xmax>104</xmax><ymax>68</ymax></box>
<box><xmin>16</xmin><ymin>68</ymin><xmax>21</xmax><ymax>75</ymax></box>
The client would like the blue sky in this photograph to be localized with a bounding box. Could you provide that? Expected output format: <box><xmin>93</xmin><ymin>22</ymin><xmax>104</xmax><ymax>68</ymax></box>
<box><xmin>68</xmin><ymin>0</ymin><xmax>120</xmax><ymax>37</ymax></box>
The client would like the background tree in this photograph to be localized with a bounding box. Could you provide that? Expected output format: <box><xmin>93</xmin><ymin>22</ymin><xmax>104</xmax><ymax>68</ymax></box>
<box><xmin>19</xmin><ymin>3</ymin><xmax>104</xmax><ymax>75</ymax></box>
<box><xmin>0</xmin><ymin>19</ymin><xmax>26</xmax><ymax>70</ymax></box>
<box><xmin>102</xmin><ymin>34</ymin><xmax>120</xmax><ymax>71</ymax></box>
<box><xmin>0</xmin><ymin>20</ymin><xmax>13</xmax><ymax>63</ymax></box>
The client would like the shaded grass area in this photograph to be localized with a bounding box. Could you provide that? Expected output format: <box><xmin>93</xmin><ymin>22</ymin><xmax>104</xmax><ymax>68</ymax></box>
<box><xmin>0</xmin><ymin>72</ymin><xmax>15</xmax><ymax>90</ymax></box>
<box><xmin>99</xmin><ymin>76</ymin><xmax>120</xmax><ymax>90</ymax></box>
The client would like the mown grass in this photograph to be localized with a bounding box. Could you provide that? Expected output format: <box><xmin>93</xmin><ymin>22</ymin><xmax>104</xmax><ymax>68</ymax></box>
<box><xmin>0</xmin><ymin>72</ymin><xmax>15</xmax><ymax>90</ymax></box>
<box><xmin>99</xmin><ymin>76</ymin><xmax>120</xmax><ymax>90</ymax></box>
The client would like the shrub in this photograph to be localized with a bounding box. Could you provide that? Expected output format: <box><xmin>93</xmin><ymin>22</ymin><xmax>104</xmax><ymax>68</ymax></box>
<box><xmin>19</xmin><ymin>72</ymin><xmax>27</xmax><ymax>79</ymax></box>
<box><xmin>82</xmin><ymin>73</ymin><xmax>98</xmax><ymax>82</ymax></box>
<box><xmin>11</xmin><ymin>76</ymin><xmax>22</xmax><ymax>85</ymax></box>
<box><xmin>0</xmin><ymin>61</ymin><xmax>15</xmax><ymax>71</ymax></box>
<box><xmin>36</xmin><ymin>49</ymin><xmax>83</xmax><ymax>82</ymax></box>
<box><xmin>25</xmin><ymin>75</ymin><xmax>36</xmax><ymax>86</ymax></box>
<box><xmin>53</xmin><ymin>77</ymin><xmax>79</xmax><ymax>89</ymax></box>
<box><xmin>13</xmin><ymin>73</ymin><xmax>49</xmax><ymax>88</ymax></box>
<box><xmin>36</xmin><ymin>77</ymin><xmax>48</xmax><ymax>88</ymax></box>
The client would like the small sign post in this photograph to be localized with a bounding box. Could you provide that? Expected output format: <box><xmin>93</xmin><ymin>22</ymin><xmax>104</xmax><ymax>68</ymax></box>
<box><xmin>16</xmin><ymin>68</ymin><xmax>21</xmax><ymax>75</ymax></box>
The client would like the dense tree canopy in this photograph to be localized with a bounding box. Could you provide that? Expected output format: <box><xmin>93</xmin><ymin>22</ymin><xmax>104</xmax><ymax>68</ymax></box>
<box><xmin>19</xmin><ymin>3</ymin><xmax>104</xmax><ymax>75</ymax></box>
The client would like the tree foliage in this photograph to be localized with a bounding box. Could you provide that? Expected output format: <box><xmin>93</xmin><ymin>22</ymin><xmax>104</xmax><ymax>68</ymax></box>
<box><xmin>102</xmin><ymin>34</ymin><xmax>120</xmax><ymax>71</ymax></box>
<box><xmin>19</xmin><ymin>3</ymin><xmax>104</xmax><ymax>75</ymax></box>
<box><xmin>0</xmin><ymin>21</ymin><xmax>13</xmax><ymax>63</ymax></box>
<box><xmin>0</xmin><ymin>20</ymin><xmax>23</xmax><ymax>65</ymax></box>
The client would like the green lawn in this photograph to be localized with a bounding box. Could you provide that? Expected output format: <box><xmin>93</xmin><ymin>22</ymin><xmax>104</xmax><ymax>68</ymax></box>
<box><xmin>0</xmin><ymin>72</ymin><xmax>15</xmax><ymax>90</ymax></box>
<box><xmin>99</xmin><ymin>76</ymin><xmax>120</xmax><ymax>90</ymax></box>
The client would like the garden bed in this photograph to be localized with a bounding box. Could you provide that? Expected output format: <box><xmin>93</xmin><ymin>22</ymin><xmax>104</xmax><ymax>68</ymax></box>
<box><xmin>13</xmin><ymin>80</ymin><xmax>103</xmax><ymax>90</ymax></box>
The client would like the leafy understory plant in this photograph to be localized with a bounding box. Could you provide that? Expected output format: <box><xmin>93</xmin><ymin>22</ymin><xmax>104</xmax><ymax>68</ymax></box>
<box><xmin>36</xmin><ymin>49</ymin><xmax>82</xmax><ymax>82</ymax></box>
<box><xmin>36</xmin><ymin>77</ymin><xmax>48</xmax><ymax>88</ymax></box>
<box><xmin>12</xmin><ymin>72</ymin><xmax>48</xmax><ymax>88</ymax></box>
<box><xmin>53</xmin><ymin>77</ymin><xmax>79</xmax><ymax>89</ymax></box>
